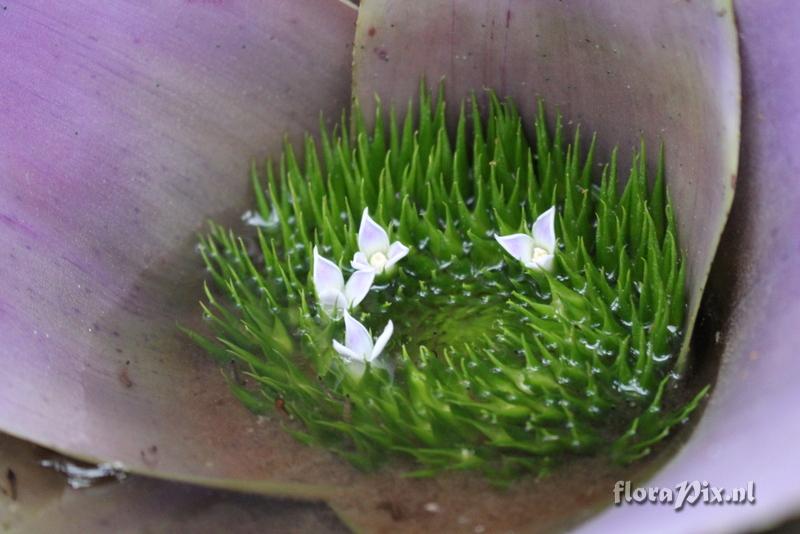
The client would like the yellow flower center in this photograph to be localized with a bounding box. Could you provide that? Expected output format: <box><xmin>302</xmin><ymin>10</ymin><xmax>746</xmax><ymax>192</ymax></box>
<box><xmin>369</xmin><ymin>251</ymin><xmax>388</xmax><ymax>270</ymax></box>
<box><xmin>531</xmin><ymin>247</ymin><xmax>549</xmax><ymax>264</ymax></box>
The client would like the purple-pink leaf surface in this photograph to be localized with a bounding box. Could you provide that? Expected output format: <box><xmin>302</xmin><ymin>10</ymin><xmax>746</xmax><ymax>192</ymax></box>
<box><xmin>0</xmin><ymin>0</ymin><xmax>358</xmax><ymax>487</ymax></box>
<box><xmin>0</xmin><ymin>0</ymin><xmax>799</xmax><ymax>532</ymax></box>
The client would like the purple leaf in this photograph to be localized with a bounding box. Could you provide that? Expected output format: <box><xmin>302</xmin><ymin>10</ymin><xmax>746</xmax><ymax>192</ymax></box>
<box><xmin>2</xmin><ymin>0</ymin><xmax>799</xmax><ymax>532</ymax></box>
<box><xmin>0</xmin><ymin>0</ymin><xmax>360</xmax><ymax>486</ymax></box>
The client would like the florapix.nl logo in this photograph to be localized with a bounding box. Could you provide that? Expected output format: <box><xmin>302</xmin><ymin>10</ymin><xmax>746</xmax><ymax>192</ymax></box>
<box><xmin>613</xmin><ymin>480</ymin><xmax>756</xmax><ymax>511</ymax></box>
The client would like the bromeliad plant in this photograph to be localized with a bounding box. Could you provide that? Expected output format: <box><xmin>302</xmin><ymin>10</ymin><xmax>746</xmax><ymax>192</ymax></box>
<box><xmin>189</xmin><ymin>86</ymin><xmax>708</xmax><ymax>480</ymax></box>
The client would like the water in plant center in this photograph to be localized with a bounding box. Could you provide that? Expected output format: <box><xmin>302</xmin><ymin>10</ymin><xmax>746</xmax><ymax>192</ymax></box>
<box><xmin>187</xmin><ymin>85</ymin><xmax>708</xmax><ymax>482</ymax></box>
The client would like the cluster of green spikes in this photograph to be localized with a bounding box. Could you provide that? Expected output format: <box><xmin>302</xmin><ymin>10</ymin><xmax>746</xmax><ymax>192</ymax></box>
<box><xmin>187</xmin><ymin>85</ymin><xmax>708</xmax><ymax>481</ymax></box>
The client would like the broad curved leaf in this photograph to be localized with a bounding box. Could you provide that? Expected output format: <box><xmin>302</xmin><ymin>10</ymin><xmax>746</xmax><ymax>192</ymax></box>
<box><xmin>352</xmin><ymin>0</ymin><xmax>740</xmax><ymax>372</ymax></box>
<box><xmin>0</xmin><ymin>432</ymin><xmax>345</xmax><ymax>533</ymax></box>
<box><xmin>5</xmin><ymin>0</ymin><xmax>798</xmax><ymax>532</ymax></box>
<box><xmin>0</xmin><ymin>0</ymin><xmax>357</xmax><ymax>487</ymax></box>
<box><xmin>576</xmin><ymin>1</ymin><xmax>800</xmax><ymax>531</ymax></box>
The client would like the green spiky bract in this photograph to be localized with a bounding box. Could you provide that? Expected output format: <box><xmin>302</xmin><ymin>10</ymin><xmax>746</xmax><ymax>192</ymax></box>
<box><xmin>187</xmin><ymin>85</ymin><xmax>708</xmax><ymax>482</ymax></box>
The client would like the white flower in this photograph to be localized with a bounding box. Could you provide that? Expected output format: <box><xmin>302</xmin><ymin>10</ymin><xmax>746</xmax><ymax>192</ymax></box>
<box><xmin>313</xmin><ymin>246</ymin><xmax>375</xmax><ymax>319</ymax></box>
<box><xmin>351</xmin><ymin>208</ymin><xmax>409</xmax><ymax>274</ymax></box>
<box><xmin>332</xmin><ymin>310</ymin><xmax>393</xmax><ymax>363</ymax></box>
<box><xmin>494</xmin><ymin>206</ymin><xmax>557</xmax><ymax>272</ymax></box>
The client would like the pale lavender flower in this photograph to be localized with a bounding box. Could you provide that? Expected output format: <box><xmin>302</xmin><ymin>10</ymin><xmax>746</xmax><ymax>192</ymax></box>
<box><xmin>351</xmin><ymin>208</ymin><xmax>409</xmax><ymax>274</ymax></box>
<box><xmin>332</xmin><ymin>310</ymin><xmax>393</xmax><ymax>363</ymax></box>
<box><xmin>494</xmin><ymin>206</ymin><xmax>557</xmax><ymax>272</ymax></box>
<box><xmin>313</xmin><ymin>247</ymin><xmax>374</xmax><ymax>319</ymax></box>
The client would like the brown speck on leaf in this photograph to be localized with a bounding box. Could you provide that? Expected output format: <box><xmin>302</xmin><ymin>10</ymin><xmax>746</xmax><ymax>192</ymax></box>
<box><xmin>118</xmin><ymin>367</ymin><xmax>133</xmax><ymax>388</ymax></box>
<box><xmin>140</xmin><ymin>445</ymin><xmax>158</xmax><ymax>467</ymax></box>
<box><xmin>377</xmin><ymin>500</ymin><xmax>406</xmax><ymax>521</ymax></box>
<box><xmin>368</xmin><ymin>26</ymin><xmax>376</xmax><ymax>37</ymax></box>
<box><xmin>230</xmin><ymin>360</ymin><xmax>244</xmax><ymax>386</ymax></box>
<box><xmin>275</xmin><ymin>398</ymin><xmax>288</xmax><ymax>415</ymax></box>
<box><xmin>373</xmin><ymin>47</ymin><xmax>389</xmax><ymax>62</ymax></box>
<box><xmin>5</xmin><ymin>468</ymin><xmax>17</xmax><ymax>500</ymax></box>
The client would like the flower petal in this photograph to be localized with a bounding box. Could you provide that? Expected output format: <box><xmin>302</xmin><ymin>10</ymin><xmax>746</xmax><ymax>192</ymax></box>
<box><xmin>332</xmin><ymin>340</ymin><xmax>363</xmax><ymax>362</ymax></box>
<box><xmin>318</xmin><ymin>290</ymin><xmax>348</xmax><ymax>320</ymax></box>
<box><xmin>494</xmin><ymin>233</ymin><xmax>535</xmax><ymax>263</ymax></box>
<box><xmin>358</xmin><ymin>208</ymin><xmax>391</xmax><ymax>257</ymax></box>
<box><xmin>343</xmin><ymin>311</ymin><xmax>374</xmax><ymax>360</ymax></box>
<box><xmin>524</xmin><ymin>253</ymin><xmax>555</xmax><ymax>273</ymax></box>
<box><xmin>531</xmin><ymin>207</ymin><xmax>557</xmax><ymax>253</ymax></box>
<box><xmin>350</xmin><ymin>251</ymin><xmax>373</xmax><ymax>272</ymax></box>
<box><xmin>313</xmin><ymin>247</ymin><xmax>344</xmax><ymax>295</ymax></box>
<box><xmin>385</xmin><ymin>241</ymin><xmax>410</xmax><ymax>269</ymax></box>
<box><xmin>369</xmin><ymin>320</ymin><xmax>394</xmax><ymax>362</ymax></box>
<box><xmin>344</xmin><ymin>269</ymin><xmax>375</xmax><ymax>308</ymax></box>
